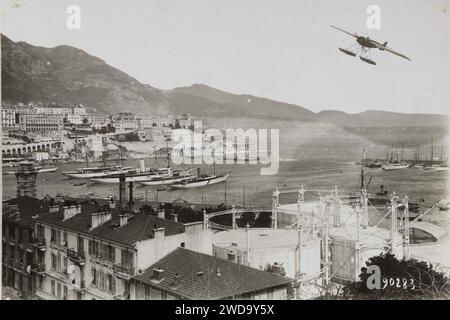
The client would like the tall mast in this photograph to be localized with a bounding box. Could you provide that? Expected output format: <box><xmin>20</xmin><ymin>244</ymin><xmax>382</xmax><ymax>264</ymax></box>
<box><xmin>360</xmin><ymin>149</ymin><xmax>365</xmax><ymax>192</ymax></box>
<box><xmin>417</xmin><ymin>143</ymin><xmax>420</xmax><ymax>162</ymax></box>
<box><xmin>431</xmin><ymin>137</ymin><xmax>434</xmax><ymax>166</ymax></box>
<box><xmin>401</xmin><ymin>142</ymin><xmax>404</xmax><ymax>162</ymax></box>
<box><xmin>166</xmin><ymin>139</ymin><xmax>170</xmax><ymax>167</ymax></box>
<box><xmin>153</xmin><ymin>146</ymin><xmax>158</xmax><ymax>167</ymax></box>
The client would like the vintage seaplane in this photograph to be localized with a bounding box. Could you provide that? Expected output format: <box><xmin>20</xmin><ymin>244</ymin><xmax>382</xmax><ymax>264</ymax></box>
<box><xmin>330</xmin><ymin>25</ymin><xmax>411</xmax><ymax>65</ymax></box>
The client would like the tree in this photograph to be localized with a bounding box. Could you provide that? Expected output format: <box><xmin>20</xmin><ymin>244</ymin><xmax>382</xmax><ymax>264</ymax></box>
<box><xmin>341</xmin><ymin>253</ymin><xmax>450</xmax><ymax>300</ymax></box>
<box><xmin>139</xmin><ymin>204</ymin><xmax>156</xmax><ymax>216</ymax></box>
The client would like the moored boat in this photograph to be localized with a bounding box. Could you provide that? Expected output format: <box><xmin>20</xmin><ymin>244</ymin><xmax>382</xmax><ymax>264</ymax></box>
<box><xmin>4</xmin><ymin>164</ymin><xmax>59</xmax><ymax>174</ymax></box>
<box><xmin>382</xmin><ymin>163</ymin><xmax>409</xmax><ymax>170</ymax></box>
<box><xmin>90</xmin><ymin>167</ymin><xmax>192</xmax><ymax>184</ymax></box>
<box><xmin>62</xmin><ymin>165</ymin><xmax>135</xmax><ymax>179</ymax></box>
<box><xmin>139</xmin><ymin>175</ymin><xmax>193</xmax><ymax>186</ymax></box>
<box><xmin>169</xmin><ymin>174</ymin><xmax>229</xmax><ymax>189</ymax></box>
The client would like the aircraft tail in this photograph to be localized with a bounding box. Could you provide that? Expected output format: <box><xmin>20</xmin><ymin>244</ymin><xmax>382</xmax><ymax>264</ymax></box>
<box><xmin>380</xmin><ymin>41</ymin><xmax>388</xmax><ymax>51</ymax></box>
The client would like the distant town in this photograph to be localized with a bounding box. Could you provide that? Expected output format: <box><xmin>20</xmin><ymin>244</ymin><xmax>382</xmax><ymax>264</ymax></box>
<box><xmin>2</xmin><ymin>102</ymin><xmax>195</xmax><ymax>165</ymax></box>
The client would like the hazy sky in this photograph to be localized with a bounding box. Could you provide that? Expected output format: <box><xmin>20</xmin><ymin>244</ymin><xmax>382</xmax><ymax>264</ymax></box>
<box><xmin>1</xmin><ymin>0</ymin><xmax>449</xmax><ymax>114</ymax></box>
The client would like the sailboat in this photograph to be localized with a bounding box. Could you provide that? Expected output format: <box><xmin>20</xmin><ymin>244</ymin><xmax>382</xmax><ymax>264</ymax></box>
<box><xmin>381</xmin><ymin>143</ymin><xmax>409</xmax><ymax>170</ymax></box>
<box><xmin>169</xmin><ymin>161</ymin><xmax>229</xmax><ymax>189</ymax></box>
<box><xmin>423</xmin><ymin>138</ymin><xmax>448</xmax><ymax>171</ymax></box>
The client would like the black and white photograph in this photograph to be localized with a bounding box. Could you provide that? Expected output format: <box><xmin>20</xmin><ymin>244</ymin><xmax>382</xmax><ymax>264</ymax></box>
<box><xmin>1</xmin><ymin>0</ymin><xmax>449</xmax><ymax>307</ymax></box>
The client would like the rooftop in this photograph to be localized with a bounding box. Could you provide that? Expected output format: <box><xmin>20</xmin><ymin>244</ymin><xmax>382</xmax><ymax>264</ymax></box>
<box><xmin>5</xmin><ymin>196</ymin><xmax>185</xmax><ymax>246</ymax></box>
<box><xmin>213</xmin><ymin>228</ymin><xmax>319</xmax><ymax>250</ymax></box>
<box><xmin>133</xmin><ymin>247</ymin><xmax>292</xmax><ymax>299</ymax></box>
<box><xmin>3</xmin><ymin>197</ymin><xmax>50</xmax><ymax>228</ymax></box>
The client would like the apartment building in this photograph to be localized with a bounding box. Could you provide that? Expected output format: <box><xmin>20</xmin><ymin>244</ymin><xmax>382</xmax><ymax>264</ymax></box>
<box><xmin>18</xmin><ymin>113</ymin><xmax>64</xmax><ymax>132</ymax></box>
<box><xmin>31</xmin><ymin>198</ymin><xmax>212</xmax><ymax>300</ymax></box>
<box><xmin>2</xmin><ymin>198</ymin><xmax>51</xmax><ymax>299</ymax></box>
<box><xmin>1</xmin><ymin>108</ymin><xmax>19</xmax><ymax>130</ymax></box>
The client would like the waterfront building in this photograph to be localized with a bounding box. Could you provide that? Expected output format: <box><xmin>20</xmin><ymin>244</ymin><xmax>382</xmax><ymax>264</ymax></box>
<box><xmin>65</xmin><ymin>114</ymin><xmax>84</xmax><ymax>125</ymax></box>
<box><xmin>87</xmin><ymin>135</ymin><xmax>104</xmax><ymax>159</ymax></box>
<box><xmin>111</xmin><ymin>113</ymin><xmax>138</xmax><ymax>132</ymax></box>
<box><xmin>18</xmin><ymin>113</ymin><xmax>64</xmax><ymax>132</ymax></box>
<box><xmin>1</xmin><ymin>107</ymin><xmax>19</xmax><ymax>130</ymax></box>
<box><xmin>2</xmin><ymin>139</ymin><xmax>63</xmax><ymax>157</ymax></box>
<box><xmin>131</xmin><ymin>247</ymin><xmax>293</xmax><ymax>300</ymax></box>
<box><xmin>85</xmin><ymin>114</ymin><xmax>112</xmax><ymax>129</ymax></box>
<box><xmin>177</xmin><ymin>113</ymin><xmax>191</xmax><ymax>129</ymax></box>
<box><xmin>136</xmin><ymin>115</ymin><xmax>155</xmax><ymax>130</ymax></box>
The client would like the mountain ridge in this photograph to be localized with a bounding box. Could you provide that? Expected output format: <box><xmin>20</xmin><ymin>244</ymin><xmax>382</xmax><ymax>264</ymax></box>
<box><xmin>1</xmin><ymin>34</ymin><xmax>447</xmax><ymax>128</ymax></box>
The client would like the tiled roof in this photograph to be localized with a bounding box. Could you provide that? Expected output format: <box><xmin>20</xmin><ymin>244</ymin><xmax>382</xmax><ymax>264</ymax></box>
<box><xmin>133</xmin><ymin>248</ymin><xmax>293</xmax><ymax>299</ymax></box>
<box><xmin>32</xmin><ymin>200</ymin><xmax>185</xmax><ymax>246</ymax></box>
<box><xmin>3</xmin><ymin>197</ymin><xmax>51</xmax><ymax>228</ymax></box>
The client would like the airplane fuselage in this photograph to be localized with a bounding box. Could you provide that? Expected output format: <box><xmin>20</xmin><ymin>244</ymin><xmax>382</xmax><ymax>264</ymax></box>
<box><xmin>356</xmin><ymin>36</ymin><xmax>378</xmax><ymax>48</ymax></box>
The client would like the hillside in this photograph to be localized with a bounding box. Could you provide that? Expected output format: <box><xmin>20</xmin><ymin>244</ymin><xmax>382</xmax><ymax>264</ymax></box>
<box><xmin>2</xmin><ymin>34</ymin><xmax>447</xmax><ymax>128</ymax></box>
<box><xmin>1</xmin><ymin>34</ymin><xmax>168</xmax><ymax>115</ymax></box>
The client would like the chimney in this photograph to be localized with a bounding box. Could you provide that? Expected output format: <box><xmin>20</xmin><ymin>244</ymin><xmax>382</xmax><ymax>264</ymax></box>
<box><xmin>172</xmin><ymin>273</ymin><xmax>181</xmax><ymax>287</ymax></box>
<box><xmin>157</xmin><ymin>209</ymin><xmax>165</xmax><ymax>220</ymax></box>
<box><xmin>272</xmin><ymin>262</ymin><xmax>281</xmax><ymax>275</ymax></box>
<box><xmin>172</xmin><ymin>214</ymin><xmax>179</xmax><ymax>223</ymax></box>
<box><xmin>119</xmin><ymin>174</ymin><xmax>126</xmax><ymax>209</ymax></box>
<box><xmin>119</xmin><ymin>214</ymin><xmax>129</xmax><ymax>226</ymax></box>
<box><xmin>109</xmin><ymin>197</ymin><xmax>116</xmax><ymax>209</ymax></box>
<box><xmin>90</xmin><ymin>210</ymin><xmax>112</xmax><ymax>230</ymax></box>
<box><xmin>49</xmin><ymin>205</ymin><xmax>60</xmax><ymax>214</ymax></box>
<box><xmin>140</xmin><ymin>159</ymin><xmax>145</xmax><ymax>171</ymax></box>
<box><xmin>128</xmin><ymin>182</ymin><xmax>134</xmax><ymax>212</ymax></box>
<box><xmin>63</xmin><ymin>205</ymin><xmax>81</xmax><ymax>221</ymax></box>
<box><xmin>152</xmin><ymin>267</ymin><xmax>165</xmax><ymax>281</ymax></box>
<box><xmin>153</xmin><ymin>227</ymin><xmax>165</xmax><ymax>240</ymax></box>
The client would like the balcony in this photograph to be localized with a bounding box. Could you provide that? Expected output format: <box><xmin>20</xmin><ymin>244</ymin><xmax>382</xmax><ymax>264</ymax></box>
<box><xmin>112</xmin><ymin>263</ymin><xmax>135</xmax><ymax>280</ymax></box>
<box><xmin>13</xmin><ymin>260</ymin><xmax>24</xmax><ymax>271</ymax></box>
<box><xmin>32</xmin><ymin>237</ymin><xmax>46</xmax><ymax>250</ymax></box>
<box><xmin>31</xmin><ymin>263</ymin><xmax>46</xmax><ymax>275</ymax></box>
<box><xmin>72</xmin><ymin>280</ymin><xmax>86</xmax><ymax>293</ymax></box>
<box><xmin>67</xmin><ymin>249</ymin><xmax>86</xmax><ymax>265</ymax></box>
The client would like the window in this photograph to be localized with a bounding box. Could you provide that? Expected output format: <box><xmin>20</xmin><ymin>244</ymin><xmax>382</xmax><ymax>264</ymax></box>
<box><xmin>180</xmin><ymin>242</ymin><xmax>185</xmax><ymax>248</ymax></box>
<box><xmin>144</xmin><ymin>285</ymin><xmax>151</xmax><ymax>300</ymax></box>
<box><xmin>51</xmin><ymin>280</ymin><xmax>55</xmax><ymax>296</ymax></box>
<box><xmin>108</xmin><ymin>275</ymin><xmax>116</xmax><ymax>295</ymax></box>
<box><xmin>56</xmin><ymin>253</ymin><xmax>62</xmax><ymax>272</ymax></box>
<box><xmin>88</xmin><ymin>240</ymin><xmax>93</xmax><ymax>255</ymax></box>
<box><xmin>51</xmin><ymin>253</ymin><xmax>57</xmax><ymax>270</ymax></box>
<box><xmin>121</xmin><ymin>249</ymin><xmax>132</xmax><ymax>267</ymax></box>
<box><xmin>77</xmin><ymin>236</ymin><xmax>84</xmax><ymax>253</ymax></box>
<box><xmin>63</xmin><ymin>257</ymin><xmax>68</xmax><ymax>272</ymax></box>
<box><xmin>267</xmin><ymin>288</ymin><xmax>274</xmax><ymax>299</ymax></box>
<box><xmin>8</xmin><ymin>224</ymin><xmax>15</xmax><ymax>239</ymax></box>
<box><xmin>107</xmin><ymin>245</ymin><xmax>115</xmax><ymax>262</ymax></box>
<box><xmin>63</xmin><ymin>285</ymin><xmax>68</xmax><ymax>300</ymax></box>
<box><xmin>91</xmin><ymin>267</ymin><xmax>97</xmax><ymax>286</ymax></box>
<box><xmin>36</xmin><ymin>277</ymin><xmax>42</xmax><ymax>290</ymax></box>
<box><xmin>57</xmin><ymin>283</ymin><xmax>62</xmax><ymax>298</ymax></box>
<box><xmin>99</xmin><ymin>271</ymin><xmax>106</xmax><ymax>290</ymax></box>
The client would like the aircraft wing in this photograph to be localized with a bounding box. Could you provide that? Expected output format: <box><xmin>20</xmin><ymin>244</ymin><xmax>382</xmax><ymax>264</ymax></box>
<box><xmin>372</xmin><ymin>42</ymin><xmax>411</xmax><ymax>61</ymax></box>
<box><xmin>330</xmin><ymin>25</ymin><xmax>357</xmax><ymax>38</ymax></box>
